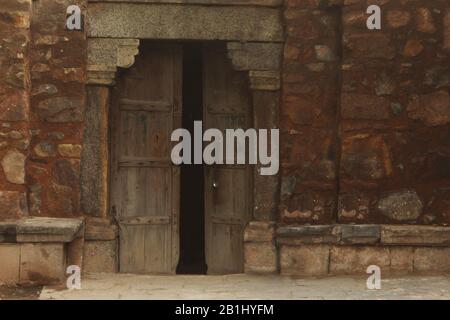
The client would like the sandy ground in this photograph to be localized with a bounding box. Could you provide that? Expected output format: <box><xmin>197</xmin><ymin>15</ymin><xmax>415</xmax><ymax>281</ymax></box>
<box><xmin>26</xmin><ymin>273</ymin><xmax>450</xmax><ymax>300</ymax></box>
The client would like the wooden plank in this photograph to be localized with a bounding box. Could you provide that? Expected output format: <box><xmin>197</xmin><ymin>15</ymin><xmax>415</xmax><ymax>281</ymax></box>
<box><xmin>119</xmin><ymin>216</ymin><xmax>170</xmax><ymax>225</ymax></box>
<box><xmin>119</xmin><ymin>99</ymin><xmax>172</xmax><ymax>112</ymax></box>
<box><xmin>111</xmin><ymin>42</ymin><xmax>182</xmax><ymax>274</ymax></box>
<box><xmin>203</xmin><ymin>43</ymin><xmax>251</xmax><ymax>275</ymax></box>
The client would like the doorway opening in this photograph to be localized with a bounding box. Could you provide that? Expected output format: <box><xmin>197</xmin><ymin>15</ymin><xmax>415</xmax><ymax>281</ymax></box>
<box><xmin>176</xmin><ymin>43</ymin><xmax>207</xmax><ymax>275</ymax></box>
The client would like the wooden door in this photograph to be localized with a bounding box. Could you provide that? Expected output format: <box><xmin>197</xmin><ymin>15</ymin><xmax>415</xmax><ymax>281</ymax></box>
<box><xmin>203</xmin><ymin>44</ymin><xmax>252</xmax><ymax>274</ymax></box>
<box><xmin>111</xmin><ymin>43</ymin><xmax>182</xmax><ymax>274</ymax></box>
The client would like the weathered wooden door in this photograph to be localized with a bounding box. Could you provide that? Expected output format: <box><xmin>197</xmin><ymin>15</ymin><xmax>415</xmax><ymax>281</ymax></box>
<box><xmin>203</xmin><ymin>44</ymin><xmax>252</xmax><ymax>274</ymax></box>
<box><xmin>111</xmin><ymin>43</ymin><xmax>182</xmax><ymax>274</ymax></box>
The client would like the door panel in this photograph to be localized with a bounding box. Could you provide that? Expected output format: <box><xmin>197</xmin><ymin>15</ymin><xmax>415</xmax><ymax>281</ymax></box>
<box><xmin>111</xmin><ymin>43</ymin><xmax>182</xmax><ymax>274</ymax></box>
<box><xmin>203</xmin><ymin>44</ymin><xmax>252</xmax><ymax>274</ymax></box>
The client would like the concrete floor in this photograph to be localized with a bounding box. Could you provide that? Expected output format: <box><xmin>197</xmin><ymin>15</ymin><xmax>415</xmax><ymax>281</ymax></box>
<box><xmin>37</xmin><ymin>273</ymin><xmax>450</xmax><ymax>300</ymax></box>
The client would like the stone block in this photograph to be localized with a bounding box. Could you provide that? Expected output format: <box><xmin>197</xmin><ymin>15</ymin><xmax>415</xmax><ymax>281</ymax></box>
<box><xmin>277</xmin><ymin>225</ymin><xmax>339</xmax><ymax>245</ymax></box>
<box><xmin>83</xmin><ymin>240</ymin><xmax>118</xmax><ymax>273</ymax></box>
<box><xmin>414</xmin><ymin>247</ymin><xmax>450</xmax><ymax>273</ymax></box>
<box><xmin>244</xmin><ymin>242</ymin><xmax>277</xmax><ymax>274</ymax></box>
<box><xmin>280</xmin><ymin>245</ymin><xmax>330</xmax><ymax>276</ymax></box>
<box><xmin>339</xmin><ymin>225</ymin><xmax>380</xmax><ymax>244</ymax></box>
<box><xmin>330</xmin><ymin>246</ymin><xmax>390</xmax><ymax>275</ymax></box>
<box><xmin>20</xmin><ymin>243</ymin><xmax>65</xmax><ymax>284</ymax></box>
<box><xmin>16</xmin><ymin>217</ymin><xmax>84</xmax><ymax>243</ymax></box>
<box><xmin>88</xmin><ymin>3</ymin><xmax>283</xmax><ymax>42</ymax></box>
<box><xmin>341</xmin><ymin>93</ymin><xmax>390</xmax><ymax>120</ymax></box>
<box><xmin>244</xmin><ymin>221</ymin><xmax>275</xmax><ymax>242</ymax></box>
<box><xmin>0</xmin><ymin>244</ymin><xmax>20</xmax><ymax>284</ymax></box>
<box><xmin>390</xmin><ymin>247</ymin><xmax>414</xmax><ymax>273</ymax></box>
<box><xmin>85</xmin><ymin>218</ymin><xmax>118</xmax><ymax>241</ymax></box>
<box><xmin>377</xmin><ymin>190</ymin><xmax>423</xmax><ymax>222</ymax></box>
<box><xmin>381</xmin><ymin>225</ymin><xmax>450</xmax><ymax>246</ymax></box>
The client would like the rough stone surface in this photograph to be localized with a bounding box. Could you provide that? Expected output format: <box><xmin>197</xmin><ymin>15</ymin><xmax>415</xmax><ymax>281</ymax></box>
<box><xmin>88</xmin><ymin>3</ymin><xmax>283</xmax><ymax>41</ymax></box>
<box><xmin>377</xmin><ymin>191</ymin><xmax>423</xmax><ymax>221</ymax></box>
<box><xmin>1</xmin><ymin>149</ymin><xmax>26</xmax><ymax>184</ymax></box>
<box><xmin>57</xmin><ymin>144</ymin><xmax>82</xmax><ymax>158</ymax></box>
<box><xmin>381</xmin><ymin>225</ymin><xmax>450</xmax><ymax>246</ymax></box>
<box><xmin>83</xmin><ymin>240</ymin><xmax>118</xmax><ymax>273</ymax></box>
<box><xmin>244</xmin><ymin>242</ymin><xmax>277</xmax><ymax>274</ymax></box>
<box><xmin>20</xmin><ymin>243</ymin><xmax>65</xmax><ymax>284</ymax></box>
<box><xmin>339</xmin><ymin>225</ymin><xmax>380</xmax><ymax>244</ymax></box>
<box><xmin>0</xmin><ymin>244</ymin><xmax>20</xmax><ymax>284</ymax></box>
<box><xmin>16</xmin><ymin>217</ymin><xmax>84</xmax><ymax>243</ymax></box>
<box><xmin>280</xmin><ymin>245</ymin><xmax>330</xmax><ymax>276</ymax></box>
<box><xmin>244</xmin><ymin>221</ymin><xmax>275</xmax><ymax>242</ymax></box>
<box><xmin>407</xmin><ymin>91</ymin><xmax>450</xmax><ymax>127</ymax></box>
<box><xmin>414</xmin><ymin>247</ymin><xmax>450</xmax><ymax>273</ymax></box>
<box><xmin>277</xmin><ymin>225</ymin><xmax>339</xmax><ymax>244</ymax></box>
<box><xmin>330</xmin><ymin>246</ymin><xmax>391</xmax><ymax>275</ymax></box>
<box><xmin>0</xmin><ymin>191</ymin><xmax>28</xmax><ymax>218</ymax></box>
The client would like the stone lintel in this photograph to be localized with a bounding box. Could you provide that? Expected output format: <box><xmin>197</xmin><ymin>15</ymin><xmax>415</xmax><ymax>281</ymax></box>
<box><xmin>88</xmin><ymin>0</ymin><xmax>284</xmax><ymax>6</ymax></box>
<box><xmin>87</xmin><ymin>3</ymin><xmax>283</xmax><ymax>42</ymax></box>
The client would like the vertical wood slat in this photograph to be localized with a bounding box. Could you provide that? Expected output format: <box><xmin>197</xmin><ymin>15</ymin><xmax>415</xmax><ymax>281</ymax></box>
<box><xmin>111</xmin><ymin>43</ymin><xmax>182</xmax><ymax>274</ymax></box>
<box><xmin>203</xmin><ymin>43</ymin><xmax>252</xmax><ymax>274</ymax></box>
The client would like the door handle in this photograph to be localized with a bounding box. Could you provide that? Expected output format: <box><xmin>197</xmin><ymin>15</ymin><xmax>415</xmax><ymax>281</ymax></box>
<box><xmin>212</xmin><ymin>180</ymin><xmax>219</xmax><ymax>189</ymax></box>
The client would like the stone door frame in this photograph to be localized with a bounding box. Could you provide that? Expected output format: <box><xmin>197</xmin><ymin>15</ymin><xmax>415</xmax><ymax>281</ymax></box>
<box><xmin>83</xmin><ymin>1</ymin><xmax>284</xmax><ymax>273</ymax></box>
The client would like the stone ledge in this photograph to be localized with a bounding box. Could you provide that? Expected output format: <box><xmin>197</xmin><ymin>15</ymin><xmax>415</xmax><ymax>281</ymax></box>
<box><xmin>0</xmin><ymin>217</ymin><xmax>84</xmax><ymax>243</ymax></box>
<box><xmin>381</xmin><ymin>225</ymin><xmax>450</xmax><ymax>246</ymax></box>
<box><xmin>276</xmin><ymin>224</ymin><xmax>450</xmax><ymax>246</ymax></box>
<box><xmin>277</xmin><ymin>225</ymin><xmax>339</xmax><ymax>245</ymax></box>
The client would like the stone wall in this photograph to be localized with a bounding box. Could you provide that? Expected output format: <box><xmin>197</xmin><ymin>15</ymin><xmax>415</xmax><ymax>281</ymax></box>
<box><xmin>1</xmin><ymin>0</ymin><xmax>450</xmax><ymax>280</ymax></box>
<box><xmin>27</xmin><ymin>0</ymin><xmax>87</xmax><ymax>218</ymax></box>
<box><xmin>0</xmin><ymin>0</ymin><xmax>31</xmax><ymax>220</ymax></box>
<box><xmin>280</xmin><ymin>0</ymin><xmax>450</xmax><ymax>226</ymax></box>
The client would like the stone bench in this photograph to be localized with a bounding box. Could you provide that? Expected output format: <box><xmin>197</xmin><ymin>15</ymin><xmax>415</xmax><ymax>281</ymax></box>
<box><xmin>0</xmin><ymin>217</ymin><xmax>84</xmax><ymax>285</ymax></box>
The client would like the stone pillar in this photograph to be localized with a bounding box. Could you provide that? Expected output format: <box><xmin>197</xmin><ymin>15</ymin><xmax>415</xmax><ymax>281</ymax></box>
<box><xmin>227</xmin><ymin>42</ymin><xmax>283</xmax><ymax>274</ymax></box>
<box><xmin>81</xmin><ymin>37</ymin><xmax>139</xmax><ymax>273</ymax></box>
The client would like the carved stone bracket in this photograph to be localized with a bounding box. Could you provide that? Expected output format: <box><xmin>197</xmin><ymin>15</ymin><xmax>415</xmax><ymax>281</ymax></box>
<box><xmin>87</xmin><ymin>38</ymin><xmax>140</xmax><ymax>86</ymax></box>
<box><xmin>226</xmin><ymin>42</ymin><xmax>282</xmax><ymax>92</ymax></box>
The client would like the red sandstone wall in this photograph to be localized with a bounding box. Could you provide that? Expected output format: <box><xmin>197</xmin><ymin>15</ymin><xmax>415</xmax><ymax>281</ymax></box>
<box><xmin>281</xmin><ymin>0</ymin><xmax>450</xmax><ymax>225</ymax></box>
<box><xmin>0</xmin><ymin>0</ymin><xmax>31</xmax><ymax>219</ymax></box>
<box><xmin>27</xmin><ymin>0</ymin><xmax>86</xmax><ymax>217</ymax></box>
<box><xmin>1</xmin><ymin>0</ymin><xmax>449</xmax><ymax>227</ymax></box>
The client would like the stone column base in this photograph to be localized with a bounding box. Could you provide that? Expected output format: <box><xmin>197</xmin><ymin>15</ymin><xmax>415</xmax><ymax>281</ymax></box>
<box><xmin>244</xmin><ymin>221</ymin><xmax>277</xmax><ymax>274</ymax></box>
